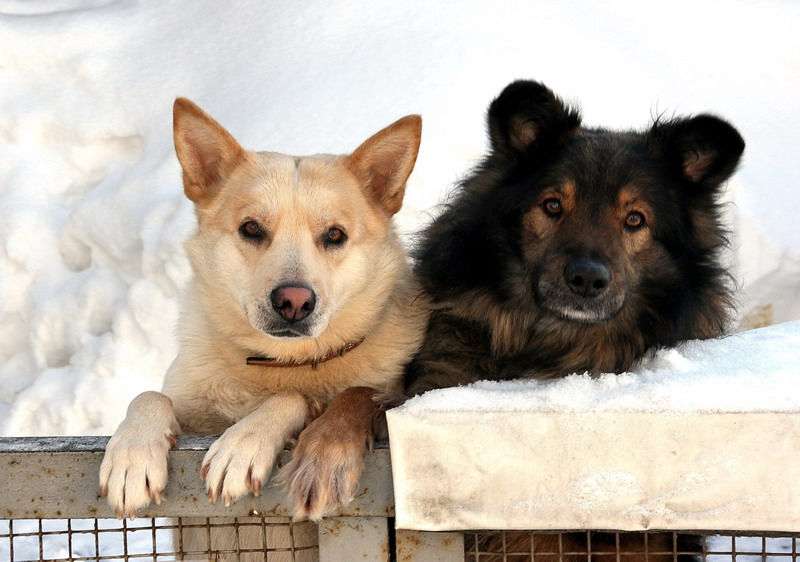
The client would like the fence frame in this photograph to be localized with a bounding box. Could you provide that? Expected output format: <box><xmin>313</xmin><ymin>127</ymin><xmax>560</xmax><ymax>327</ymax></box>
<box><xmin>0</xmin><ymin>436</ymin><xmax>463</xmax><ymax>560</ymax></box>
<box><xmin>3</xmin><ymin>436</ymin><xmax>800</xmax><ymax>561</ymax></box>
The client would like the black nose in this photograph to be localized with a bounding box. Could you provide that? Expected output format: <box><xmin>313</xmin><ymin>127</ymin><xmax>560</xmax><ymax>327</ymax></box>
<box><xmin>564</xmin><ymin>258</ymin><xmax>611</xmax><ymax>297</ymax></box>
<box><xmin>270</xmin><ymin>284</ymin><xmax>316</xmax><ymax>322</ymax></box>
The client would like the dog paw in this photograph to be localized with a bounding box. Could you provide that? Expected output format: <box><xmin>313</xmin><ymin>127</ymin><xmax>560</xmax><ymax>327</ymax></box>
<box><xmin>276</xmin><ymin>415</ymin><xmax>372</xmax><ymax>521</ymax></box>
<box><xmin>99</xmin><ymin>392</ymin><xmax>180</xmax><ymax>519</ymax></box>
<box><xmin>201</xmin><ymin>423</ymin><xmax>284</xmax><ymax>507</ymax></box>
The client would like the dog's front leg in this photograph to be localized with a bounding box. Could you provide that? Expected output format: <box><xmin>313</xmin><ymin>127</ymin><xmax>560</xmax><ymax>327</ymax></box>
<box><xmin>277</xmin><ymin>386</ymin><xmax>378</xmax><ymax>521</ymax></box>
<box><xmin>201</xmin><ymin>390</ymin><xmax>309</xmax><ymax>506</ymax></box>
<box><xmin>99</xmin><ymin>391</ymin><xmax>181</xmax><ymax>519</ymax></box>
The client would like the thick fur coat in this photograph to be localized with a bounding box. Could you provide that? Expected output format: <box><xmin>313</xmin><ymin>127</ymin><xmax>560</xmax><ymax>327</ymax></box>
<box><xmin>100</xmin><ymin>99</ymin><xmax>428</xmax><ymax>559</ymax></box>
<box><xmin>405</xmin><ymin>80</ymin><xmax>744</xmax><ymax>397</ymax></box>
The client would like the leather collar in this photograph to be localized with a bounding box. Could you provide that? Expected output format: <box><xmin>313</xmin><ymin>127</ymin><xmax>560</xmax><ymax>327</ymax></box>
<box><xmin>246</xmin><ymin>338</ymin><xmax>365</xmax><ymax>369</ymax></box>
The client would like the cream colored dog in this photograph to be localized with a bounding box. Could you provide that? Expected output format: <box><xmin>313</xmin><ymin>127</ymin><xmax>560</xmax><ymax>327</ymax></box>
<box><xmin>99</xmin><ymin>98</ymin><xmax>427</xmax><ymax>556</ymax></box>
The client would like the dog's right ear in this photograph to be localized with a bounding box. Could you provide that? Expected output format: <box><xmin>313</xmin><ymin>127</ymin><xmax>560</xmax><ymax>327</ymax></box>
<box><xmin>345</xmin><ymin>115</ymin><xmax>422</xmax><ymax>216</ymax></box>
<box><xmin>173</xmin><ymin>98</ymin><xmax>245</xmax><ymax>203</ymax></box>
<box><xmin>488</xmin><ymin>80</ymin><xmax>581</xmax><ymax>158</ymax></box>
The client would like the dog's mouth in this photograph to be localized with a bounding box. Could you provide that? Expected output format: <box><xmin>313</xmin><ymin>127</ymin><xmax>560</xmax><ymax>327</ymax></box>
<box><xmin>545</xmin><ymin>300</ymin><xmax>625</xmax><ymax>324</ymax></box>
<box><xmin>265</xmin><ymin>329</ymin><xmax>309</xmax><ymax>339</ymax></box>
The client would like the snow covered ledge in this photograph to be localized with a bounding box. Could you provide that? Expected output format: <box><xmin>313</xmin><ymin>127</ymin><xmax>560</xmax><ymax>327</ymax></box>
<box><xmin>387</xmin><ymin>321</ymin><xmax>800</xmax><ymax>532</ymax></box>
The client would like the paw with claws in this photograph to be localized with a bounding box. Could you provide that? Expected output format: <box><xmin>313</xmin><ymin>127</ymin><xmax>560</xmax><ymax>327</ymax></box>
<box><xmin>277</xmin><ymin>386</ymin><xmax>377</xmax><ymax>521</ymax></box>
<box><xmin>99</xmin><ymin>391</ymin><xmax>180</xmax><ymax>519</ymax></box>
<box><xmin>199</xmin><ymin>392</ymin><xmax>308</xmax><ymax>508</ymax></box>
<box><xmin>200</xmin><ymin>420</ymin><xmax>286</xmax><ymax>507</ymax></box>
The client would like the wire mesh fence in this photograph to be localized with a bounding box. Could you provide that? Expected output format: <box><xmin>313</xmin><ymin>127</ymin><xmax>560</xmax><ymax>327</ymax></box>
<box><xmin>0</xmin><ymin>516</ymin><xmax>318</xmax><ymax>561</ymax></box>
<box><xmin>3</xmin><ymin>521</ymin><xmax>800</xmax><ymax>561</ymax></box>
<box><xmin>463</xmin><ymin>531</ymin><xmax>800</xmax><ymax>561</ymax></box>
<box><xmin>2</xmin><ymin>436</ymin><xmax>799</xmax><ymax>561</ymax></box>
<box><xmin>0</xmin><ymin>436</ymin><xmax>391</xmax><ymax>560</ymax></box>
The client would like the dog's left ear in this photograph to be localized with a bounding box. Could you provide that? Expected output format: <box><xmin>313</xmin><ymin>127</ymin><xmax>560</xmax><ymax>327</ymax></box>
<box><xmin>346</xmin><ymin>115</ymin><xmax>422</xmax><ymax>215</ymax></box>
<box><xmin>173</xmin><ymin>97</ymin><xmax>246</xmax><ymax>203</ymax></box>
<box><xmin>648</xmin><ymin>115</ymin><xmax>745</xmax><ymax>190</ymax></box>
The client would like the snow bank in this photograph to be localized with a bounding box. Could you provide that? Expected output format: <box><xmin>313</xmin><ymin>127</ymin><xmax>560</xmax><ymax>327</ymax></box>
<box><xmin>1</xmin><ymin>0</ymin><xmax>799</xmax><ymax>436</ymax></box>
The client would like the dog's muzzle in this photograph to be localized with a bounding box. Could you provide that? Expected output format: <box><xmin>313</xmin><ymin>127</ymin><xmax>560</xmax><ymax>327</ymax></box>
<box><xmin>536</xmin><ymin>256</ymin><xmax>625</xmax><ymax>323</ymax></box>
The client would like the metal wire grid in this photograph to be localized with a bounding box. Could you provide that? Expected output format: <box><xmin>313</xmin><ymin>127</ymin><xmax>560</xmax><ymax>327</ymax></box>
<box><xmin>4</xmin><ymin>520</ymin><xmax>800</xmax><ymax>562</ymax></box>
<box><xmin>0</xmin><ymin>516</ymin><xmax>318</xmax><ymax>561</ymax></box>
<box><xmin>463</xmin><ymin>531</ymin><xmax>800</xmax><ymax>561</ymax></box>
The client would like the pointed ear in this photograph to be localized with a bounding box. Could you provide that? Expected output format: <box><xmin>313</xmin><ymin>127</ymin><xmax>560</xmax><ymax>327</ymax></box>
<box><xmin>345</xmin><ymin>115</ymin><xmax>422</xmax><ymax>215</ymax></box>
<box><xmin>488</xmin><ymin>80</ymin><xmax>581</xmax><ymax>157</ymax></box>
<box><xmin>173</xmin><ymin>98</ymin><xmax>245</xmax><ymax>203</ymax></box>
<box><xmin>648</xmin><ymin>114</ymin><xmax>745</xmax><ymax>189</ymax></box>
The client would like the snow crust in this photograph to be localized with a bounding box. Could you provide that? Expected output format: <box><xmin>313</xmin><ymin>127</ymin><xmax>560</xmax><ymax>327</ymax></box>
<box><xmin>1</xmin><ymin>0</ymin><xmax>799</xmax><ymax>437</ymax></box>
<box><xmin>399</xmin><ymin>321</ymin><xmax>800</xmax><ymax>414</ymax></box>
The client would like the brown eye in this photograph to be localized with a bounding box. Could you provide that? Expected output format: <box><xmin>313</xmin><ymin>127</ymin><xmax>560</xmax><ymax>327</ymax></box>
<box><xmin>543</xmin><ymin>198</ymin><xmax>562</xmax><ymax>217</ymax></box>
<box><xmin>625</xmin><ymin>212</ymin><xmax>645</xmax><ymax>230</ymax></box>
<box><xmin>324</xmin><ymin>227</ymin><xmax>347</xmax><ymax>247</ymax></box>
<box><xmin>239</xmin><ymin>220</ymin><xmax>264</xmax><ymax>241</ymax></box>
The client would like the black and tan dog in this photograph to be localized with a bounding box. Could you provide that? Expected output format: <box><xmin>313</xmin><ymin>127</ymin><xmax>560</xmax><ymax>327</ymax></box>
<box><xmin>406</xmin><ymin>79</ymin><xmax>744</xmax><ymax>395</ymax></box>
<box><xmin>404</xmin><ymin>80</ymin><xmax>744</xmax><ymax>561</ymax></box>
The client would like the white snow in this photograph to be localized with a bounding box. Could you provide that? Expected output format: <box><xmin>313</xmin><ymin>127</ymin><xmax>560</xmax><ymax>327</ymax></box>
<box><xmin>1</xmin><ymin>0</ymin><xmax>799</xmax><ymax>440</ymax></box>
<box><xmin>0</xmin><ymin>518</ymin><xmax>174</xmax><ymax>561</ymax></box>
<box><xmin>398</xmin><ymin>321</ymin><xmax>800</xmax><ymax>414</ymax></box>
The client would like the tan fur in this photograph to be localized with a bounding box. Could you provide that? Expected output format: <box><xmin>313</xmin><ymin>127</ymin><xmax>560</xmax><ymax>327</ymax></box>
<box><xmin>99</xmin><ymin>99</ymin><xmax>428</xmax><ymax>559</ymax></box>
<box><xmin>276</xmin><ymin>386</ymin><xmax>378</xmax><ymax>520</ymax></box>
<box><xmin>446</xmin><ymin>291</ymin><xmax>537</xmax><ymax>357</ymax></box>
<box><xmin>443</xmin><ymin>289</ymin><xmax>649</xmax><ymax>377</ymax></box>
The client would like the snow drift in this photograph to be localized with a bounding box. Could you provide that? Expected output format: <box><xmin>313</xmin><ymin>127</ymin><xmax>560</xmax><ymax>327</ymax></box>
<box><xmin>1</xmin><ymin>0</ymin><xmax>799</xmax><ymax>436</ymax></box>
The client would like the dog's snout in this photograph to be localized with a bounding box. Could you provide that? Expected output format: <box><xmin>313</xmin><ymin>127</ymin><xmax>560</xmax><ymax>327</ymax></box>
<box><xmin>564</xmin><ymin>258</ymin><xmax>611</xmax><ymax>298</ymax></box>
<box><xmin>271</xmin><ymin>284</ymin><xmax>316</xmax><ymax>323</ymax></box>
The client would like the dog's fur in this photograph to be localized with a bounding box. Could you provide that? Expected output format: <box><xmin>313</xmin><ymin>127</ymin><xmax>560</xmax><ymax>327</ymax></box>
<box><xmin>405</xmin><ymin>79</ymin><xmax>744</xmax><ymax>395</ymax></box>
<box><xmin>99</xmin><ymin>98</ymin><xmax>427</xmax><ymax>559</ymax></box>
<box><xmin>404</xmin><ymin>80</ymin><xmax>744</xmax><ymax>561</ymax></box>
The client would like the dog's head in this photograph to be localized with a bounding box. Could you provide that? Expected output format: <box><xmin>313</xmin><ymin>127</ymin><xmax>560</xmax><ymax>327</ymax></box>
<box><xmin>418</xmin><ymin>80</ymin><xmax>744</xmax><ymax>335</ymax></box>
<box><xmin>173</xmin><ymin>99</ymin><xmax>421</xmax><ymax>343</ymax></box>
